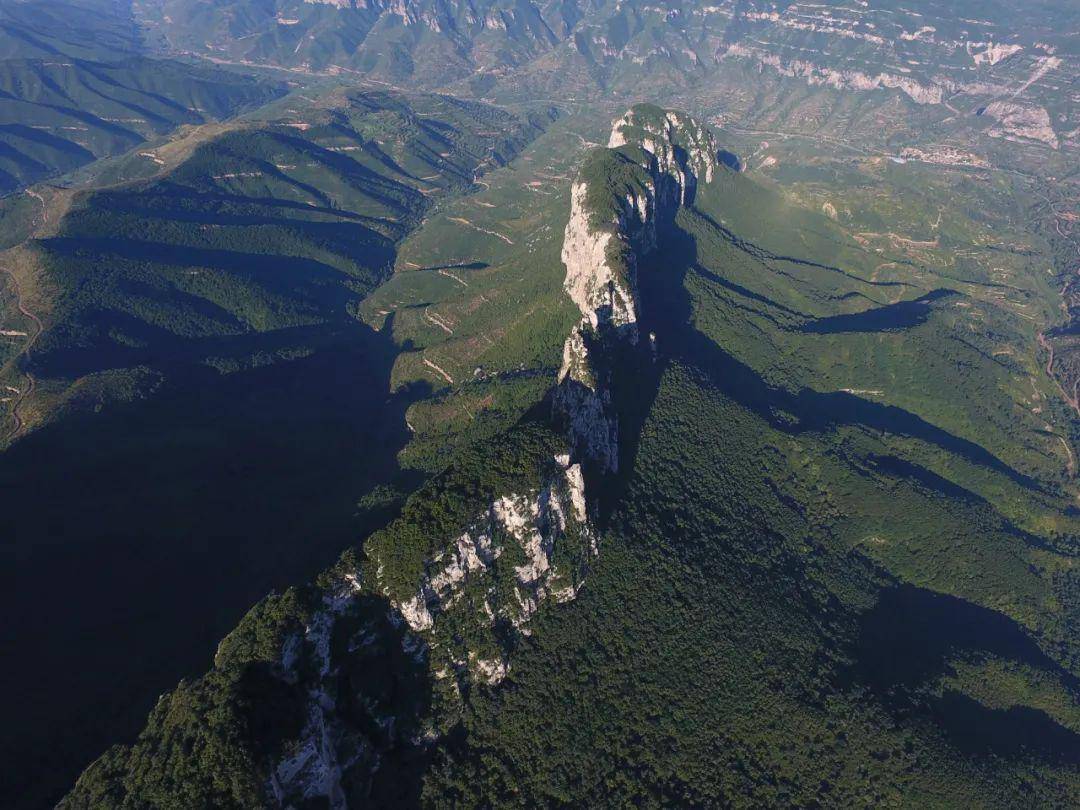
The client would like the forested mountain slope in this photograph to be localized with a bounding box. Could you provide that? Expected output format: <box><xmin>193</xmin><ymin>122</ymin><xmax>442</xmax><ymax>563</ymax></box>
<box><xmin>59</xmin><ymin>106</ymin><xmax>1080</xmax><ymax>809</ymax></box>
<box><xmin>0</xmin><ymin>1</ymin><xmax>1077</xmax><ymax>807</ymax></box>
<box><xmin>0</xmin><ymin>87</ymin><xmax>550</xmax><ymax>809</ymax></box>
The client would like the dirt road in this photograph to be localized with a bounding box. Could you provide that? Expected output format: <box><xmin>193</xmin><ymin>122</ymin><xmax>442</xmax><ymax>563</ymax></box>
<box><xmin>1</xmin><ymin>265</ymin><xmax>43</xmax><ymax>437</ymax></box>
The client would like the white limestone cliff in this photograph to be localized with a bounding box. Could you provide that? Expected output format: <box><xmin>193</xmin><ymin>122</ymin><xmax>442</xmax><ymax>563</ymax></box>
<box><xmin>555</xmin><ymin>105</ymin><xmax>720</xmax><ymax>472</ymax></box>
<box><xmin>391</xmin><ymin>453</ymin><xmax>593</xmax><ymax>664</ymax></box>
<box><xmin>560</xmin><ymin>181</ymin><xmax>643</xmax><ymax>337</ymax></box>
<box><xmin>609</xmin><ymin>107</ymin><xmax>718</xmax><ymax>191</ymax></box>
<box><xmin>265</xmin><ymin>104</ymin><xmax>721</xmax><ymax>809</ymax></box>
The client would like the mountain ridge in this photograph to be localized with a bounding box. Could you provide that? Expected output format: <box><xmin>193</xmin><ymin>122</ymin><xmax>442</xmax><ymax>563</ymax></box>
<box><xmin>1</xmin><ymin>3</ymin><xmax>1077</xmax><ymax>803</ymax></box>
<box><xmin>58</xmin><ymin>102</ymin><xmax>724</xmax><ymax>809</ymax></box>
<box><xmin>129</xmin><ymin>0</ymin><xmax>1079</xmax><ymax>156</ymax></box>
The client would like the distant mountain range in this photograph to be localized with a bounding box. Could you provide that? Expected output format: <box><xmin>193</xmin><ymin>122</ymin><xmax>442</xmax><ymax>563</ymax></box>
<box><xmin>132</xmin><ymin>0</ymin><xmax>1078</xmax><ymax>149</ymax></box>
<box><xmin>2</xmin><ymin>0</ymin><xmax>1075</xmax><ymax>196</ymax></box>
<box><xmin>0</xmin><ymin>0</ymin><xmax>286</xmax><ymax>193</ymax></box>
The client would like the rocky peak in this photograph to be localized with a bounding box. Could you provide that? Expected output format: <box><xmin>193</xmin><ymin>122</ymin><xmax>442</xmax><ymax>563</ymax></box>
<box><xmin>608</xmin><ymin>103</ymin><xmax>719</xmax><ymax>201</ymax></box>
<box><xmin>555</xmin><ymin>105</ymin><xmax>720</xmax><ymax>472</ymax></box>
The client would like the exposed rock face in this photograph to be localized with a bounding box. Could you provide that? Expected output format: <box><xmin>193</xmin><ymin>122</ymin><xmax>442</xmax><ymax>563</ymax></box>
<box><xmin>725</xmin><ymin>45</ymin><xmax>949</xmax><ymax>105</ymax></box>
<box><xmin>391</xmin><ymin>453</ymin><xmax>594</xmax><ymax>661</ymax></box>
<box><xmin>608</xmin><ymin>106</ymin><xmax>718</xmax><ymax>193</ymax></box>
<box><xmin>968</xmin><ymin>41</ymin><xmax>1023</xmax><ymax>66</ymax></box>
<box><xmin>561</xmin><ymin>181</ymin><xmax>642</xmax><ymax>338</ymax></box>
<box><xmin>267</xmin><ymin>473</ymin><xmax>597</xmax><ymax>809</ymax></box>
<box><xmin>982</xmin><ymin>100</ymin><xmax>1059</xmax><ymax>148</ymax></box>
<box><xmin>269</xmin><ymin>575</ymin><xmax>372</xmax><ymax>810</ymax></box>
<box><xmin>555</xmin><ymin>104</ymin><xmax>720</xmax><ymax>472</ymax></box>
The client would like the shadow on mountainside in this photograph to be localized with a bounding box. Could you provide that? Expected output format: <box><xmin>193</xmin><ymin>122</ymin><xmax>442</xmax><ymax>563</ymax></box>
<box><xmin>800</xmin><ymin>289</ymin><xmax>958</xmax><ymax>334</ymax></box>
<box><xmin>845</xmin><ymin>583</ymin><xmax>1080</xmax><ymax>764</ymax></box>
<box><xmin>645</xmin><ymin>211</ymin><xmax>1035</xmax><ymax>490</ymax></box>
<box><xmin>0</xmin><ymin>314</ymin><xmax>426</xmax><ymax>810</ymax></box>
<box><xmin>597</xmin><ymin>206</ymin><xmax>1079</xmax><ymax>769</ymax></box>
<box><xmin>602</xmin><ymin>207</ymin><xmax>1039</xmax><ymax>524</ymax></box>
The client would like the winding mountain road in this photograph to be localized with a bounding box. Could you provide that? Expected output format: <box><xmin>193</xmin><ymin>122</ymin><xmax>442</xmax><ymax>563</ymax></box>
<box><xmin>1</xmin><ymin>265</ymin><xmax>42</xmax><ymax>438</ymax></box>
<box><xmin>1</xmin><ymin>188</ymin><xmax>48</xmax><ymax>439</ymax></box>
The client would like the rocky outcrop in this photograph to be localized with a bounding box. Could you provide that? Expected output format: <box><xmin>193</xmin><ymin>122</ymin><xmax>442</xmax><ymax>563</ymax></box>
<box><xmin>241</xmin><ymin>432</ymin><xmax>597</xmax><ymax>808</ymax></box>
<box><xmin>608</xmin><ymin>107</ymin><xmax>718</xmax><ymax>195</ymax></box>
<box><xmin>982</xmin><ymin>100</ymin><xmax>1059</xmax><ymax>148</ymax></box>
<box><xmin>555</xmin><ymin>104</ymin><xmax>720</xmax><ymax>472</ymax></box>
<box><xmin>391</xmin><ymin>453</ymin><xmax>593</xmax><ymax>663</ymax></box>
<box><xmin>968</xmin><ymin>41</ymin><xmax>1023</xmax><ymax>67</ymax></box>
<box><xmin>725</xmin><ymin>45</ymin><xmax>949</xmax><ymax>105</ymax></box>
<box><xmin>560</xmin><ymin>181</ymin><xmax>644</xmax><ymax>339</ymax></box>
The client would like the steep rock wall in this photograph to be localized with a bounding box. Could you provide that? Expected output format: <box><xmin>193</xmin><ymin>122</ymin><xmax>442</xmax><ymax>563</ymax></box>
<box><xmin>555</xmin><ymin>103</ymin><xmax>720</xmax><ymax>472</ymax></box>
